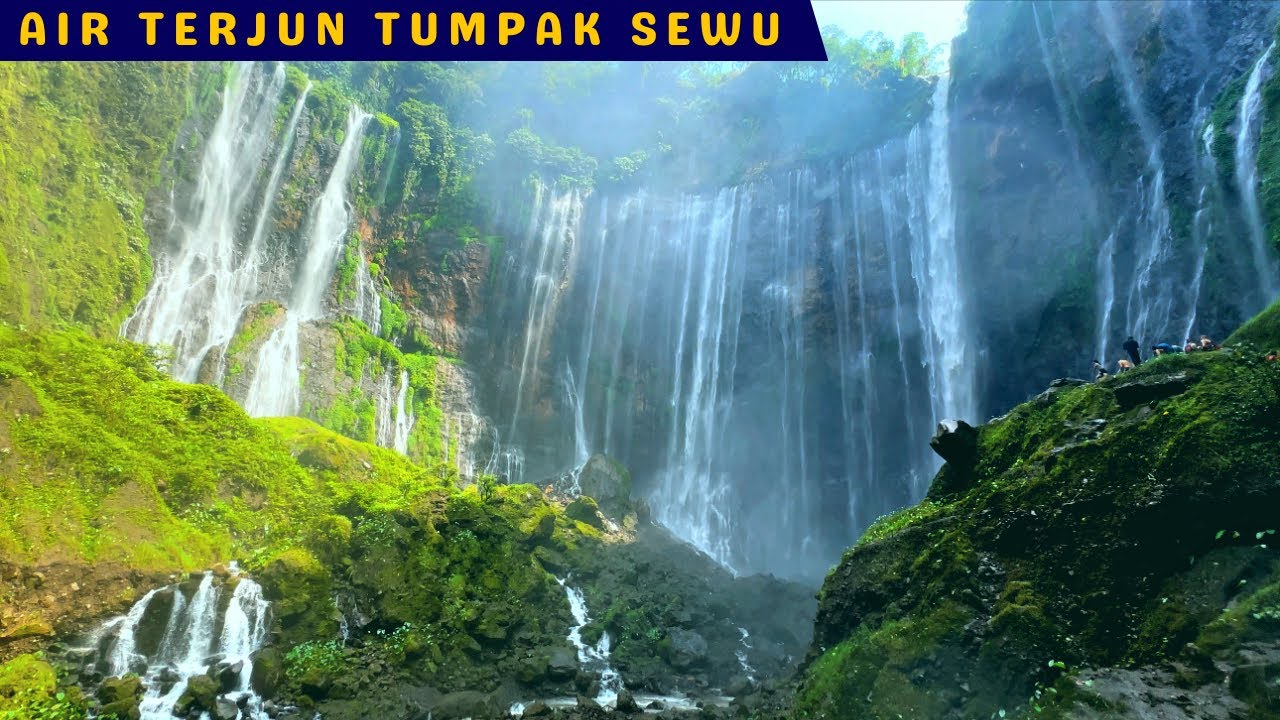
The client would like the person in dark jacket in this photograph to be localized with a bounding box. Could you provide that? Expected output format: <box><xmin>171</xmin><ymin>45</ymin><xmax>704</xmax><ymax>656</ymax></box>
<box><xmin>1123</xmin><ymin>336</ymin><xmax>1142</xmax><ymax>365</ymax></box>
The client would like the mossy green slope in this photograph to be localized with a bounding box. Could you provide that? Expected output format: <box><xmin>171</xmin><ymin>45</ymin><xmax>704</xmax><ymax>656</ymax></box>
<box><xmin>0</xmin><ymin>325</ymin><xmax>609</xmax><ymax>717</ymax></box>
<box><xmin>797</xmin><ymin>340</ymin><xmax>1280</xmax><ymax>719</ymax></box>
<box><xmin>0</xmin><ymin>63</ymin><xmax>202</xmax><ymax>335</ymax></box>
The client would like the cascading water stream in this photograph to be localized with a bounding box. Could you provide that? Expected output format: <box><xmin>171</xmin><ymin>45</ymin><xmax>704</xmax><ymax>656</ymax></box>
<box><xmin>508</xmin><ymin>185</ymin><xmax>585</xmax><ymax>443</ymax></box>
<box><xmin>350</xmin><ymin>243</ymin><xmax>383</xmax><ymax>335</ymax></box>
<box><xmin>237</xmin><ymin>81</ymin><xmax>313</xmax><ymax>317</ymax></box>
<box><xmin>1236</xmin><ymin>41</ymin><xmax>1280</xmax><ymax>302</ymax></box>
<box><xmin>374</xmin><ymin>371</ymin><xmax>395</xmax><ymax>449</ymax></box>
<box><xmin>92</xmin><ymin>568</ymin><xmax>273</xmax><ymax>720</ymax></box>
<box><xmin>918</xmin><ymin>73</ymin><xmax>976</xmax><ymax>428</ymax></box>
<box><xmin>124</xmin><ymin>63</ymin><xmax>287</xmax><ymax>382</ymax></box>
<box><xmin>245</xmin><ymin>108</ymin><xmax>371</xmax><ymax>417</ymax></box>
<box><xmin>556</xmin><ymin>577</ymin><xmax>622</xmax><ymax>707</ymax></box>
<box><xmin>1095</xmin><ymin>1</ymin><xmax>1196</xmax><ymax>350</ymax></box>
<box><xmin>392</xmin><ymin>370</ymin><xmax>416</xmax><ymax>455</ymax></box>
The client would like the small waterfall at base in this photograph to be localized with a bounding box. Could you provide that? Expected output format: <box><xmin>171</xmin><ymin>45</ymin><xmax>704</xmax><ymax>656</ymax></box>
<box><xmin>245</xmin><ymin>107</ymin><xmax>372</xmax><ymax>418</ymax></box>
<box><xmin>1236</xmin><ymin>41</ymin><xmax>1280</xmax><ymax>301</ymax></box>
<box><xmin>556</xmin><ymin>578</ymin><xmax>622</xmax><ymax>707</ymax></box>
<box><xmin>92</xmin><ymin>567</ymin><xmax>272</xmax><ymax>720</ymax></box>
<box><xmin>243</xmin><ymin>316</ymin><xmax>300</xmax><ymax>418</ymax></box>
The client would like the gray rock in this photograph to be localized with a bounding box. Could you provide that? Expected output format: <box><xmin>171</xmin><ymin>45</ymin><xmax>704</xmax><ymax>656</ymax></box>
<box><xmin>665</xmin><ymin>627</ymin><xmax>709</xmax><ymax>670</ymax></box>
<box><xmin>616</xmin><ymin>689</ymin><xmax>640</xmax><ymax>713</ymax></box>
<box><xmin>1113</xmin><ymin>371</ymin><xmax>1192</xmax><ymax>409</ymax></box>
<box><xmin>214</xmin><ymin>696</ymin><xmax>240</xmax><ymax>720</ymax></box>
<box><xmin>547</xmin><ymin>646</ymin><xmax>578</xmax><ymax>680</ymax></box>
<box><xmin>431</xmin><ymin>690</ymin><xmax>497</xmax><ymax>719</ymax></box>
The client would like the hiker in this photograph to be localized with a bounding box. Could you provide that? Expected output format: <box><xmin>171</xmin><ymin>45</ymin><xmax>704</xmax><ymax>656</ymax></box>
<box><xmin>1092</xmin><ymin>359</ymin><xmax>1110</xmax><ymax>381</ymax></box>
<box><xmin>1152</xmin><ymin>342</ymin><xmax>1180</xmax><ymax>356</ymax></box>
<box><xmin>1117</xmin><ymin>358</ymin><xmax>1134</xmax><ymax>372</ymax></box>
<box><xmin>1123</xmin><ymin>336</ymin><xmax>1142</xmax><ymax>365</ymax></box>
<box><xmin>1184</xmin><ymin>339</ymin><xmax>1199</xmax><ymax>353</ymax></box>
<box><xmin>1200</xmin><ymin>335</ymin><xmax>1218</xmax><ymax>351</ymax></box>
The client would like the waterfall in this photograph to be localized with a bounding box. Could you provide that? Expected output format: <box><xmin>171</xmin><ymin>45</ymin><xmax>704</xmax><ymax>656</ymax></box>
<box><xmin>245</xmin><ymin>108</ymin><xmax>372</xmax><ymax>417</ymax></box>
<box><xmin>124</xmin><ymin>63</ymin><xmax>288</xmax><ymax>382</ymax></box>
<box><xmin>392</xmin><ymin>369</ymin><xmax>415</xmax><ymax>455</ymax></box>
<box><xmin>491</xmin><ymin>131</ymin><xmax>978</xmax><ymax>578</ymax></box>
<box><xmin>650</xmin><ymin>189</ymin><xmax>748</xmax><ymax>571</ymax></box>
<box><xmin>1095</xmin><ymin>1</ymin><xmax>1198</xmax><ymax>350</ymax></box>
<box><xmin>1094</xmin><ymin>229</ymin><xmax>1119</xmax><ymax>366</ymax></box>
<box><xmin>508</xmin><ymin>184</ymin><xmax>586</xmax><ymax>438</ymax></box>
<box><xmin>93</xmin><ymin>569</ymin><xmax>273</xmax><ymax>720</ymax></box>
<box><xmin>1031</xmin><ymin>2</ymin><xmax>1088</xmax><ymax>183</ymax></box>
<box><xmin>350</xmin><ymin>243</ymin><xmax>383</xmax><ymax>335</ymax></box>
<box><xmin>1183</xmin><ymin>87</ymin><xmax>1218</xmax><ymax>345</ymax></box>
<box><xmin>556</xmin><ymin>577</ymin><xmax>622</xmax><ymax>707</ymax></box>
<box><xmin>239</xmin><ymin>82</ymin><xmax>313</xmax><ymax>313</ymax></box>
<box><xmin>1236</xmin><ymin>41</ymin><xmax>1280</xmax><ymax>301</ymax></box>
<box><xmin>917</xmin><ymin>73</ymin><xmax>976</xmax><ymax>427</ymax></box>
<box><xmin>374</xmin><ymin>371</ymin><xmax>395</xmax><ymax>448</ymax></box>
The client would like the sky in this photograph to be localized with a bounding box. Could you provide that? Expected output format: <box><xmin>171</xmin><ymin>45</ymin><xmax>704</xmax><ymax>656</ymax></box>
<box><xmin>811</xmin><ymin>0</ymin><xmax>970</xmax><ymax>47</ymax></box>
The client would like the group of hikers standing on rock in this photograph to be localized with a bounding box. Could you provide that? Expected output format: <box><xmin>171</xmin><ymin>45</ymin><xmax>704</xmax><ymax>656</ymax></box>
<box><xmin>1091</xmin><ymin>334</ymin><xmax>1219</xmax><ymax>380</ymax></box>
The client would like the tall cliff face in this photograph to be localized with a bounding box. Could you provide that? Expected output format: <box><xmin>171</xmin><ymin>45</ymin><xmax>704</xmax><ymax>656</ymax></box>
<box><xmin>467</xmin><ymin>2</ymin><xmax>1280</xmax><ymax>581</ymax></box>
<box><xmin>472</xmin><ymin>126</ymin><xmax>970</xmax><ymax>581</ymax></box>
<box><xmin>57</xmin><ymin>1</ymin><xmax>1280</xmax><ymax>584</ymax></box>
<box><xmin>950</xmin><ymin>0</ymin><xmax>1280</xmax><ymax>414</ymax></box>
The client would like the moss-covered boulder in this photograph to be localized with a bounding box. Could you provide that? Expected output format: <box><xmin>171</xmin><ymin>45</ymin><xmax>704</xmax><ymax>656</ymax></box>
<box><xmin>798</xmin><ymin>348</ymin><xmax>1280</xmax><ymax>719</ymax></box>
<box><xmin>174</xmin><ymin>674</ymin><xmax>218</xmax><ymax>717</ymax></box>
<box><xmin>566</xmin><ymin>496</ymin><xmax>607</xmax><ymax>530</ymax></box>
<box><xmin>577</xmin><ymin>454</ymin><xmax>633</xmax><ymax>519</ymax></box>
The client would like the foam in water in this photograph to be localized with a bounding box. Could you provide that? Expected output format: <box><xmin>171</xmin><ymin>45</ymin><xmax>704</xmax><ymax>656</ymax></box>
<box><xmin>1236</xmin><ymin>41</ymin><xmax>1280</xmax><ymax>301</ymax></box>
<box><xmin>124</xmin><ymin>63</ymin><xmax>288</xmax><ymax>382</ymax></box>
<box><xmin>246</xmin><ymin>107</ymin><xmax>372</xmax><ymax>417</ymax></box>
<box><xmin>93</xmin><ymin>568</ymin><xmax>273</xmax><ymax>720</ymax></box>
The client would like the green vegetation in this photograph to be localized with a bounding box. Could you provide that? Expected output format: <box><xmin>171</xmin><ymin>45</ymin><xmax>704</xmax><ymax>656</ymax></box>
<box><xmin>0</xmin><ymin>325</ymin><xmax>607</xmax><ymax>699</ymax></box>
<box><xmin>1226</xmin><ymin>296</ymin><xmax>1280</xmax><ymax>349</ymax></box>
<box><xmin>0</xmin><ymin>653</ymin><xmax>85</xmax><ymax>720</ymax></box>
<box><xmin>0</xmin><ymin>64</ymin><xmax>202</xmax><ymax>335</ymax></box>
<box><xmin>323</xmin><ymin>319</ymin><xmax>443</xmax><ymax>464</ymax></box>
<box><xmin>798</xmin><ymin>345</ymin><xmax>1280</xmax><ymax>719</ymax></box>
